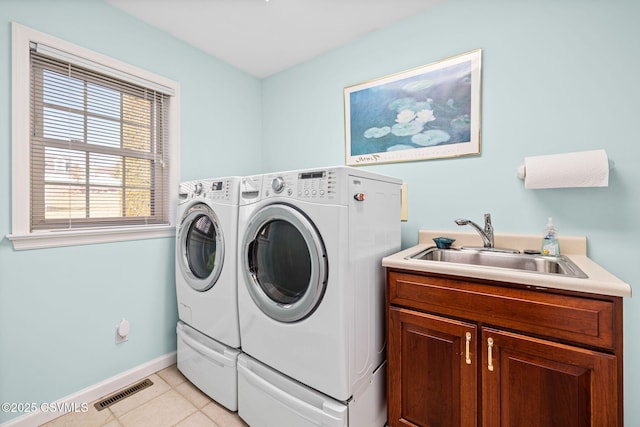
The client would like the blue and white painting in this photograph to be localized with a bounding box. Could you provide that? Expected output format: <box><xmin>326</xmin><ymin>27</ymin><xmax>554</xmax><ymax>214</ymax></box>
<box><xmin>345</xmin><ymin>50</ymin><xmax>481</xmax><ymax>165</ymax></box>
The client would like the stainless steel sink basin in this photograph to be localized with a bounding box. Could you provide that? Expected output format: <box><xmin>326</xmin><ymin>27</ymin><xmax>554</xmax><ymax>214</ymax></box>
<box><xmin>407</xmin><ymin>247</ymin><xmax>588</xmax><ymax>278</ymax></box>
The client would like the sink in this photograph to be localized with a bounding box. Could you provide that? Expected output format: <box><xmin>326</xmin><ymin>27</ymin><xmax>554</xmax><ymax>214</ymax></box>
<box><xmin>407</xmin><ymin>247</ymin><xmax>588</xmax><ymax>278</ymax></box>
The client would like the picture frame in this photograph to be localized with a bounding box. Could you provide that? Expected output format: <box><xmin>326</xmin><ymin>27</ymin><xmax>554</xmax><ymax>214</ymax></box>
<box><xmin>344</xmin><ymin>49</ymin><xmax>482</xmax><ymax>166</ymax></box>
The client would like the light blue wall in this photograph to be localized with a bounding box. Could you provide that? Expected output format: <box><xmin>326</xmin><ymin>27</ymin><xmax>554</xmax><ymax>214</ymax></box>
<box><xmin>261</xmin><ymin>0</ymin><xmax>639</xmax><ymax>424</ymax></box>
<box><xmin>0</xmin><ymin>0</ymin><xmax>262</xmax><ymax>423</ymax></box>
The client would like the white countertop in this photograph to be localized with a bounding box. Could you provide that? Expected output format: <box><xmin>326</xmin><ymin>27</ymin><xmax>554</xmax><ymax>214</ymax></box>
<box><xmin>382</xmin><ymin>230</ymin><xmax>631</xmax><ymax>298</ymax></box>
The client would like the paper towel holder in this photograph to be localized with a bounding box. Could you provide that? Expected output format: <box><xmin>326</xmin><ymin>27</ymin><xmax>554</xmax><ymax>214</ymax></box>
<box><xmin>516</xmin><ymin>158</ymin><xmax>615</xmax><ymax>180</ymax></box>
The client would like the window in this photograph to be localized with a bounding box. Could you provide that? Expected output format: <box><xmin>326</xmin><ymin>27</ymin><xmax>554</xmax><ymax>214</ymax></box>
<box><xmin>9</xmin><ymin>23</ymin><xmax>180</xmax><ymax>250</ymax></box>
<box><xmin>30</xmin><ymin>50</ymin><xmax>169</xmax><ymax>230</ymax></box>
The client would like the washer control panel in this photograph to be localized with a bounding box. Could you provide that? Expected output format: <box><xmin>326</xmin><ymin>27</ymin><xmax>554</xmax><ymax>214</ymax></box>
<box><xmin>206</xmin><ymin>179</ymin><xmax>235</xmax><ymax>201</ymax></box>
<box><xmin>179</xmin><ymin>178</ymin><xmax>239</xmax><ymax>204</ymax></box>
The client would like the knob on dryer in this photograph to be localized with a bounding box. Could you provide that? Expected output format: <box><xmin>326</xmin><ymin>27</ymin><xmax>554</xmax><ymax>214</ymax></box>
<box><xmin>272</xmin><ymin>177</ymin><xmax>286</xmax><ymax>193</ymax></box>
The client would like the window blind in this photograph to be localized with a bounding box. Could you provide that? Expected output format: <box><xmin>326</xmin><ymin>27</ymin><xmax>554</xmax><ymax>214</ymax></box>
<box><xmin>30</xmin><ymin>48</ymin><xmax>171</xmax><ymax>231</ymax></box>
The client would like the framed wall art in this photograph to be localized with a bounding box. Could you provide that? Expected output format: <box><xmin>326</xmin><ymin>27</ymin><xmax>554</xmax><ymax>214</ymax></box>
<box><xmin>344</xmin><ymin>49</ymin><xmax>482</xmax><ymax>166</ymax></box>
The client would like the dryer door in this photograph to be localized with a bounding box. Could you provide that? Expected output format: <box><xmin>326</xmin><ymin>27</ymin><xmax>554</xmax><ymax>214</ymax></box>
<box><xmin>178</xmin><ymin>203</ymin><xmax>225</xmax><ymax>292</ymax></box>
<box><xmin>242</xmin><ymin>204</ymin><xmax>327</xmax><ymax>323</ymax></box>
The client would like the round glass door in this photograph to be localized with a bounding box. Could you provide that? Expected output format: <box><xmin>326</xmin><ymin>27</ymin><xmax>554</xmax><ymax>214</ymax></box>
<box><xmin>242</xmin><ymin>204</ymin><xmax>327</xmax><ymax>323</ymax></box>
<box><xmin>178</xmin><ymin>203</ymin><xmax>225</xmax><ymax>292</ymax></box>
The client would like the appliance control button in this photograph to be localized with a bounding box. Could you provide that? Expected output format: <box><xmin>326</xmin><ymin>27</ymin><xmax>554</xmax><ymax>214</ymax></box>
<box><xmin>272</xmin><ymin>177</ymin><xmax>286</xmax><ymax>193</ymax></box>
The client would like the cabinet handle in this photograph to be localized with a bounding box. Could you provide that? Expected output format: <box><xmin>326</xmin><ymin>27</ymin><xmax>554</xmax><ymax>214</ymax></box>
<box><xmin>487</xmin><ymin>337</ymin><xmax>494</xmax><ymax>372</ymax></box>
<box><xmin>465</xmin><ymin>332</ymin><xmax>472</xmax><ymax>365</ymax></box>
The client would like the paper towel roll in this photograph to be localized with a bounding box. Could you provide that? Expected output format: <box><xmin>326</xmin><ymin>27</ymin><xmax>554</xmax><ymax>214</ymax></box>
<box><xmin>521</xmin><ymin>149</ymin><xmax>609</xmax><ymax>189</ymax></box>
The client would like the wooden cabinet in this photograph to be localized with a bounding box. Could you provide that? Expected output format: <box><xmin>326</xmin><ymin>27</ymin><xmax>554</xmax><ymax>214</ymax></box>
<box><xmin>386</xmin><ymin>270</ymin><xmax>623</xmax><ymax>427</ymax></box>
<box><xmin>388</xmin><ymin>307</ymin><xmax>477</xmax><ymax>427</ymax></box>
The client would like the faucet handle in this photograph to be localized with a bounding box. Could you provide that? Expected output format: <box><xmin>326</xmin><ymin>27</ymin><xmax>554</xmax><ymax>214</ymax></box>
<box><xmin>483</xmin><ymin>213</ymin><xmax>494</xmax><ymax>236</ymax></box>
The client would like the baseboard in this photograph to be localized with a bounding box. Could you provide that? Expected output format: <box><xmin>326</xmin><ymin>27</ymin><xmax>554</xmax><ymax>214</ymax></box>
<box><xmin>1</xmin><ymin>351</ymin><xmax>177</xmax><ymax>427</ymax></box>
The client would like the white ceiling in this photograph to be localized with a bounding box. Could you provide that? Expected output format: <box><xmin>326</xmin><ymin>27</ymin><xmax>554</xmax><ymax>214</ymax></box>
<box><xmin>106</xmin><ymin>0</ymin><xmax>442</xmax><ymax>78</ymax></box>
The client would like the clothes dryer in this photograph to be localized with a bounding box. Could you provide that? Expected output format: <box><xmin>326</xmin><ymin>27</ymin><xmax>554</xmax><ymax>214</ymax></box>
<box><xmin>175</xmin><ymin>176</ymin><xmax>241</xmax><ymax>410</ymax></box>
<box><xmin>236</xmin><ymin>166</ymin><xmax>401</xmax><ymax>426</ymax></box>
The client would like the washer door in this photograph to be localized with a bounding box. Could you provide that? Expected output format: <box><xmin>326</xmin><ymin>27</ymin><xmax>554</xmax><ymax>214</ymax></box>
<box><xmin>178</xmin><ymin>203</ymin><xmax>225</xmax><ymax>292</ymax></box>
<box><xmin>242</xmin><ymin>204</ymin><xmax>327</xmax><ymax>323</ymax></box>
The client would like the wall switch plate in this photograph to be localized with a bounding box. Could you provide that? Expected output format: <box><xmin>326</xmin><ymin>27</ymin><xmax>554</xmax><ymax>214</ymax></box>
<box><xmin>400</xmin><ymin>183</ymin><xmax>408</xmax><ymax>221</ymax></box>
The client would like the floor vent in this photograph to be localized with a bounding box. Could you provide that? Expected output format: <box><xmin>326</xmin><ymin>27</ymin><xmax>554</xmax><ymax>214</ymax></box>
<box><xmin>94</xmin><ymin>378</ymin><xmax>154</xmax><ymax>411</ymax></box>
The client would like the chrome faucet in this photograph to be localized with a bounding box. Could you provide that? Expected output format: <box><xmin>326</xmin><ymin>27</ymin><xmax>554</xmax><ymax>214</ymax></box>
<box><xmin>455</xmin><ymin>213</ymin><xmax>494</xmax><ymax>248</ymax></box>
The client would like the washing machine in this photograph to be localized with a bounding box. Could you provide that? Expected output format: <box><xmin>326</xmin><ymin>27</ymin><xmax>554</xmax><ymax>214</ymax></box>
<box><xmin>175</xmin><ymin>176</ymin><xmax>242</xmax><ymax>411</ymax></box>
<box><xmin>236</xmin><ymin>166</ymin><xmax>401</xmax><ymax>427</ymax></box>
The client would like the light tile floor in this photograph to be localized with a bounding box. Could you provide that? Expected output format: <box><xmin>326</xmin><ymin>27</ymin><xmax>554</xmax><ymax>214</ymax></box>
<box><xmin>40</xmin><ymin>364</ymin><xmax>248</xmax><ymax>427</ymax></box>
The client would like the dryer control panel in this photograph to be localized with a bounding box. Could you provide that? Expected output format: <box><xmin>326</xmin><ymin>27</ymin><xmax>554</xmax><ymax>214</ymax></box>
<box><xmin>262</xmin><ymin>172</ymin><xmax>295</xmax><ymax>198</ymax></box>
<box><xmin>297</xmin><ymin>170</ymin><xmax>337</xmax><ymax>200</ymax></box>
<box><xmin>262</xmin><ymin>169</ymin><xmax>340</xmax><ymax>202</ymax></box>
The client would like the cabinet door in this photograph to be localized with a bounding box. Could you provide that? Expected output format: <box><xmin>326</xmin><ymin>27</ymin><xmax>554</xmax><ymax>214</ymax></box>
<box><xmin>388</xmin><ymin>307</ymin><xmax>477</xmax><ymax>427</ymax></box>
<box><xmin>481</xmin><ymin>327</ymin><xmax>618</xmax><ymax>427</ymax></box>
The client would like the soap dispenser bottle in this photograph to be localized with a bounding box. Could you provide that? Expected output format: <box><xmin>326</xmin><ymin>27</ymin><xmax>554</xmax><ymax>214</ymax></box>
<box><xmin>541</xmin><ymin>217</ymin><xmax>560</xmax><ymax>257</ymax></box>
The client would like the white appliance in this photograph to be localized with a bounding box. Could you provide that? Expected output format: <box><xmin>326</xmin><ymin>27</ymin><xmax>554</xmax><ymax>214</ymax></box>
<box><xmin>236</xmin><ymin>166</ymin><xmax>401</xmax><ymax>426</ymax></box>
<box><xmin>176</xmin><ymin>321</ymin><xmax>240</xmax><ymax>411</ymax></box>
<box><xmin>175</xmin><ymin>176</ymin><xmax>242</xmax><ymax>410</ymax></box>
<box><xmin>237</xmin><ymin>353</ymin><xmax>387</xmax><ymax>427</ymax></box>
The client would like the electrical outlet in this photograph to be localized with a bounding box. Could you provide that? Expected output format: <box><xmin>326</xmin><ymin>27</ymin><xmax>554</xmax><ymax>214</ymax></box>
<box><xmin>115</xmin><ymin>326</ymin><xmax>128</xmax><ymax>344</ymax></box>
<box><xmin>115</xmin><ymin>318</ymin><xmax>130</xmax><ymax>344</ymax></box>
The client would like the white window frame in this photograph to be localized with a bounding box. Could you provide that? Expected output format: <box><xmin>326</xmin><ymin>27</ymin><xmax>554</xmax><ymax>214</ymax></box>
<box><xmin>8</xmin><ymin>23</ymin><xmax>180</xmax><ymax>250</ymax></box>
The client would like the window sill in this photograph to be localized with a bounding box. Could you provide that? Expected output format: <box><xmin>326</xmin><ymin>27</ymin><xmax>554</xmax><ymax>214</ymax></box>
<box><xmin>6</xmin><ymin>225</ymin><xmax>176</xmax><ymax>250</ymax></box>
